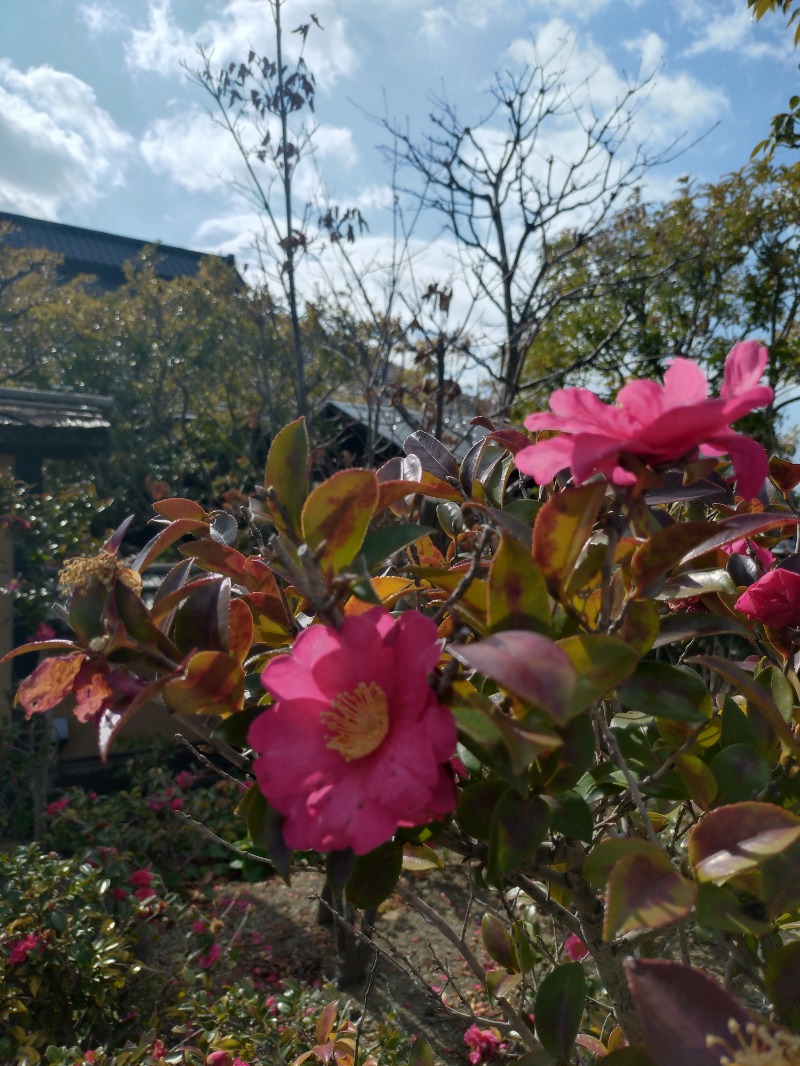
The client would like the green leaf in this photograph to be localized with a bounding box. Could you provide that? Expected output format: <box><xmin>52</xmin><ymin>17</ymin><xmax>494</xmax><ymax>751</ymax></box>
<box><xmin>756</xmin><ymin>665</ymin><xmax>795</xmax><ymax>723</ymax></box>
<box><xmin>695</xmin><ymin>882</ymin><xmax>773</xmax><ymax>936</ymax></box>
<box><xmin>760</xmin><ymin>835</ymin><xmax>800</xmax><ymax>918</ymax></box>
<box><xmin>487</xmin><ymin>790</ymin><xmax>550</xmax><ymax>881</ymax></box>
<box><xmin>346</xmin><ymin>841</ymin><xmax>403</xmax><ymax>908</ymax></box>
<box><xmin>711</xmin><ymin>745</ymin><xmax>771</xmax><ymax>805</ymax></box>
<box><xmin>604</xmin><ymin>849</ymin><xmax>696</xmax><ymax>939</ymax></box>
<box><xmin>534</xmin><ymin>963</ymin><xmax>585</xmax><ymax>1063</ymax></box>
<box><xmin>488</xmin><ymin>533</ymin><xmax>550</xmax><ymax>635</ymax></box>
<box><xmin>545</xmin><ymin>791</ymin><xmax>593</xmax><ymax>843</ymax></box>
<box><xmin>617</xmin><ymin>662</ymin><xmax>712</xmax><ymax>722</ymax></box>
<box><xmin>583</xmin><ymin>838</ymin><xmax>661</xmax><ymax>889</ymax></box>
<box><xmin>557</xmin><ymin>634</ymin><xmax>639</xmax><ymax>713</ymax></box>
<box><xmin>238</xmin><ymin>785</ymin><xmax>292</xmax><ymax>882</ymax></box>
<box><xmin>359</xmin><ymin>523</ymin><xmax>434</xmax><ymax>571</ymax></box>
<box><xmin>264</xmin><ymin>417</ymin><xmax>309</xmax><ymax>540</ymax></box>
<box><xmin>302</xmin><ymin>469</ymin><xmax>379</xmax><ymax>577</ymax></box>
<box><xmin>675</xmin><ymin>754</ymin><xmax>717</xmax><ymax>811</ymax></box>
<box><xmin>456</xmin><ymin>778</ymin><xmax>509</xmax><ymax>841</ymax></box>
<box><xmin>533</xmin><ymin>481</ymin><xmax>607</xmax><ymax>592</ymax></box>
<box><xmin>408</xmin><ymin>1036</ymin><xmax>436</xmax><ymax>1066</ymax></box>
<box><xmin>765</xmin><ymin>940</ymin><xmax>800</xmax><ymax>1029</ymax></box>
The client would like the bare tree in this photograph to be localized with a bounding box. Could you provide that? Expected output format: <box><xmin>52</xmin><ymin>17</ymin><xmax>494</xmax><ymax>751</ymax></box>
<box><xmin>389</xmin><ymin>40</ymin><xmax>683</xmax><ymax>412</ymax></box>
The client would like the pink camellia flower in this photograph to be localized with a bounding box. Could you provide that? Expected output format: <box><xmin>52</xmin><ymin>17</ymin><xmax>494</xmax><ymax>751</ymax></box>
<box><xmin>722</xmin><ymin>537</ymin><xmax>776</xmax><ymax>572</ymax></box>
<box><xmin>463</xmin><ymin>1024</ymin><xmax>503</xmax><ymax>1065</ymax></box>
<box><xmin>734</xmin><ymin>566</ymin><xmax>800</xmax><ymax>629</ymax></box>
<box><xmin>8</xmin><ymin>933</ymin><xmax>42</xmax><ymax>966</ymax></box>
<box><xmin>46</xmin><ymin>796</ymin><xmax>70</xmax><ymax>816</ymax></box>
<box><xmin>564</xmin><ymin>933</ymin><xmax>590</xmax><ymax>961</ymax></box>
<box><xmin>129</xmin><ymin>867</ymin><xmax>153</xmax><ymax>890</ymax></box>
<box><xmin>34</xmin><ymin>621</ymin><xmax>56</xmax><ymax>641</ymax></box>
<box><xmin>516</xmin><ymin>341</ymin><xmax>773</xmax><ymax>499</ymax></box>
<box><xmin>248</xmin><ymin>607</ymin><xmax>457</xmax><ymax>855</ymax></box>
<box><xmin>175</xmin><ymin>770</ymin><xmax>195</xmax><ymax>789</ymax></box>
<box><xmin>198</xmin><ymin>942</ymin><xmax>220</xmax><ymax>969</ymax></box>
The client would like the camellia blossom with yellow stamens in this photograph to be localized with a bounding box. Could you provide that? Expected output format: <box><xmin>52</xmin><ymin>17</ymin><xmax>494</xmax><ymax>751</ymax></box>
<box><xmin>248</xmin><ymin>607</ymin><xmax>458</xmax><ymax>855</ymax></box>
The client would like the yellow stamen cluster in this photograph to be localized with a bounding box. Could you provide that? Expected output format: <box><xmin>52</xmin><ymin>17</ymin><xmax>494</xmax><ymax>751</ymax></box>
<box><xmin>58</xmin><ymin>552</ymin><xmax>142</xmax><ymax>597</ymax></box>
<box><xmin>708</xmin><ymin>1020</ymin><xmax>800</xmax><ymax>1066</ymax></box>
<box><xmin>321</xmin><ymin>681</ymin><xmax>389</xmax><ymax>761</ymax></box>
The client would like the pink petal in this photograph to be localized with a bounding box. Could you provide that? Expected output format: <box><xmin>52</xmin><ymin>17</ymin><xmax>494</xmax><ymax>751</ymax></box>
<box><xmin>701</xmin><ymin>429</ymin><xmax>768</xmax><ymax>500</ymax></box>
<box><xmin>515</xmin><ymin>436</ymin><xmax>575</xmax><ymax>483</ymax></box>
<box><xmin>721</xmin><ymin>341</ymin><xmax>768</xmax><ymax>399</ymax></box>
<box><xmin>660</xmin><ymin>357</ymin><xmax>710</xmax><ymax>406</ymax></box>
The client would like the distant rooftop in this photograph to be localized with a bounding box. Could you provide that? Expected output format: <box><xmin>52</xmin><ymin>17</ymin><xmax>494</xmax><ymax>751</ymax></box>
<box><xmin>0</xmin><ymin>210</ymin><xmax>239</xmax><ymax>291</ymax></box>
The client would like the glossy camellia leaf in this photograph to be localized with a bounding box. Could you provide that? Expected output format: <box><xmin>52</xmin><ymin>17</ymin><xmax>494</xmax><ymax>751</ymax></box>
<box><xmin>345</xmin><ymin>576</ymin><xmax>416</xmax><ymax>616</ymax></box>
<box><xmin>625</xmin><ymin>959</ymin><xmax>753</xmax><ymax>1066</ymax></box>
<box><xmin>616</xmin><ymin>598</ymin><xmax>660</xmax><ymax>656</ymax></box>
<box><xmin>345</xmin><ymin>840</ymin><xmax>403</xmax><ymax>908</ymax></box>
<box><xmin>534</xmin><ymin>963</ymin><xmax>585</xmax><ymax>1064</ymax></box>
<box><xmin>674</xmin><ymin>754</ymin><xmax>717</xmax><ymax>811</ymax></box>
<box><xmin>164</xmin><ymin>650</ymin><xmax>245</xmax><ymax>715</ymax></box>
<box><xmin>756</xmin><ymin>664</ymin><xmax>795</xmax><ymax>722</ymax></box>
<box><xmin>533</xmin><ymin>481</ymin><xmax>607</xmax><ymax>591</ymax></box>
<box><xmin>450</xmin><ymin>631</ymin><xmax>578</xmax><ymax>725</ymax></box>
<box><xmin>687</xmin><ymin>801</ymin><xmax>800</xmax><ymax>883</ymax></box>
<box><xmin>545</xmin><ymin>791</ymin><xmax>593</xmax><ymax>843</ymax></box>
<box><xmin>760</xmin><ymin>834</ymin><xmax>800</xmax><ymax>918</ymax></box>
<box><xmin>769</xmin><ymin>456</ymin><xmax>800</xmax><ymax>496</ymax></box>
<box><xmin>0</xmin><ymin>639</ymin><xmax>78</xmax><ymax>664</ymax></box>
<box><xmin>173</xmin><ymin>576</ymin><xmax>231</xmax><ymax>654</ymax></box>
<box><xmin>301</xmin><ymin>469</ymin><xmax>379</xmax><ymax>577</ymax></box>
<box><xmin>557</xmin><ymin>635</ymin><xmax>639</xmax><ymax>714</ymax></box>
<box><xmin>765</xmin><ymin>940</ymin><xmax>800</xmax><ymax>1029</ymax></box>
<box><xmin>408</xmin><ymin>1037</ymin><xmax>436</xmax><ymax>1066</ymax></box>
<box><xmin>694</xmin><ymin>882</ymin><xmax>773</xmax><ymax>936</ymax></box>
<box><xmin>488</xmin><ymin>533</ymin><xmax>550</xmax><ymax>635</ymax></box>
<box><xmin>617</xmin><ymin>661</ymin><xmax>712</xmax><ymax>722</ymax></box>
<box><xmin>228</xmin><ymin>598</ymin><xmax>255</xmax><ymax>663</ymax></box>
<box><xmin>238</xmin><ymin>785</ymin><xmax>292</xmax><ymax>882</ymax></box>
<box><xmin>132</xmin><ymin>517</ymin><xmax>208</xmax><ymax>573</ymax></box>
<box><xmin>359</xmin><ymin>523</ymin><xmax>434</xmax><ymax>571</ymax></box>
<box><xmin>604</xmin><ymin>849</ymin><xmax>696</xmax><ymax>939</ymax></box>
<box><xmin>404</xmin><ymin>430</ymin><xmax>459</xmax><ymax>483</ymax></box>
<box><xmin>152</xmin><ymin>497</ymin><xmax>208</xmax><ymax>521</ymax></box>
<box><xmin>630</xmin><ymin>521</ymin><xmax>716</xmax><ymax>597</ymax></box>
<box><xmin>583</xmin><ymin>838</ymin><xmax>662</xmax><ymax>889</ymax></box>
<box><xmin>486</xmin><ymin>790</ymin><xmax>551</xmax><ymax>881</ymax></box>
<box><xmin>456</xmin><ymin>778</ymin><xmax>509</xmax><ymax>842</ymax></box>
<box><xmin>679</xmin><ymin>511</ymin><xmax>800</xmax><ymax>565</ymax></box>
<box><xmin>401</xmin><ymin>844</ymin><xmax>444</xmax><ymax>871</ymax></box>
<box><xmin>652</xmin><ymin>612</ymin><xmax>751</xmax><ymax>648</ymax></box>
<box><xmin>687</xmin><ymin>655</ymin><xmax>800</xmax><ymax>756</ymax></box>
<box><xmin>264</xmin><ymin>416</ymin><xmax>309</xmax><ymax>540</ymax></box>
<box><xmin>710</xmin><ymin>744</ymin><xmax>771</xmax><ymax>805</ymax></box>
<box><xmin>482</xmin><ymin>913</ymin><xmax>519</xmax><ymax>972</ymax></box>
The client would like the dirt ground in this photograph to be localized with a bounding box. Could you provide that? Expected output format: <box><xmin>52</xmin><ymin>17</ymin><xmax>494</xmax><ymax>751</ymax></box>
<box><xmin>211</xmin><ymin>866</ymin><xmax>506</xmax><ymax>1063</ymax></box>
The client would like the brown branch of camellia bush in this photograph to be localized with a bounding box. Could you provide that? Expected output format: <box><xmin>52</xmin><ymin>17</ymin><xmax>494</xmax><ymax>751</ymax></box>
<box><xmin>393</xmin><ymin>881</ymin><xmax>542</xmax><ymax>1053</ymax></box>
<box><xmin>267</xmin><ymin>530</ymin><xmax>344</xmax><ymax>628</ymax></box>
<box><xmin>174</xmin><ymin>733</ymin><xmax>250</xmax><ymax>790</ymax></box>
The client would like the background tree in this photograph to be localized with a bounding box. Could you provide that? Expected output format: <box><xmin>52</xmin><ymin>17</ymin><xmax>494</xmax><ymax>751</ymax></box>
<box><xmin>389</xmin><ymin>42</ymin><xmax>680</xmax><ymax>414</ymax></box>
<box><xmin>748</xmin><ymin>0</ymin><xmax>800</xmax><ymax>154</ymax></box>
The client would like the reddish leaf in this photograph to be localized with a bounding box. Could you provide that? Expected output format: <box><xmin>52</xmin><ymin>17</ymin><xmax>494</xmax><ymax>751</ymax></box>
<box><xmin>630</xmin><ymin>522</ymin><xmax>716</xmax><ymax>596</ymax></box>
<box><xmin>132</xmin><ymin>518</ymin><xmax>208</xmax><ymax>573</ymax></box>
<box><xmin>482</xmin><ymin>913</ymin><xmax>519</xmax><ymax>972</ymax></box>
<box><xmin>264</xmin><ymin>417</ymin><xmax>309</xmax><ymax>540</ymax></box>
<box><xmin>533</xmin><ymin>482</ymin><xmax>607</xmax><ymax>591</ymax></box>
<box><xmin>616</xmin><ymin>598</ymin><xmax>660</xmax><ymax>656</ymax></box>
<box><xmin>688</xmin><ymin>802</ymin><xmax>800</xmax><ymax>883</ymax></box>
<box><xmin>653</xmin><ymin>613</ymin><xmax>751</xmax><ymax>648</ymax></box>
<box><xmin>769</xmin><ymin>456</ymin><xmax>800</xmax><ymax>496</ymax></box>
<box><xmin>450</xmin><ymin>631</ymin><xmax>578</xmax><ymax>725</ymax></box>
<box><xmin>164</xmin><ymin>650</ymin><xmax>245</xmax><ymax>715</ymax></box>
<box><xmin>488</xmin><ymin>534</ymin><xmax>550</xmax><ymax>634</ymax></box>
<box><xmin>604</xmin><ymin>849</ymin><xmax>696</xmax><ymax>939</ymax></box>
<box><xmin>404</xmin><ymin>430</ymin><xmax>458</xmax><ymax>482</ymax></box>
<box><xmin>583</xmin><ymin>839</ymin><xmax>658</xmax><ymax>888</ymax></box>
<box><xmin>17</xmin><ymin>653</ymin><xmax>84</xmax><ymax>716</ymax></box>
<box><xmin>486</xmin><ymin>428</ymin><xmax>532</xmax><ymax>454</ymax></box>
<box><xmin>680</xmin><ymin>512</ymin><xmax>800</xmax><ymax>565</ymax></box>
<box><xmin>625</xmin><ymin>959</ymin><xmax>753</xmax><ymax>1066</ymax></box>
<box><xmin>180</xmin><ymin>539</ymin><xmax>249</xmax><ymax>582</ymax></box>
<box><xmin>102</xmin><ymin>516</ymin><xmax>134</xmax><ymax>553</ymax></box>
<box><xmin>241</xmin><ymin>591</ymin><xmax>293</xmax><ymax>644</ymax></box>
<box><xmin>173</xmin><ymin>577</ymin><xmax>231</xmax><ymax>654</ymax></box>
<box><xmin>152</xmin><ymin>498</ymin><xmax>208</xmax><ymax>521</ymax></box>
<box><xmin>149</xmin><ymin>575</ymin><xmax>223</xmax><ymax>624</ymax></box>
<box><xmin>228</xmin><ymin>597</ymin><xmax>254</xmax><ymax>663</ymax></box>
<box><xmin>0</xmin><ymin>639</ymin><xmax>78</xmax><ymax>665</ymax></box>
<box><xmin>301</xmin><ymin>469</ymin><xmax>379</xmax><ymax>577</ymax></box>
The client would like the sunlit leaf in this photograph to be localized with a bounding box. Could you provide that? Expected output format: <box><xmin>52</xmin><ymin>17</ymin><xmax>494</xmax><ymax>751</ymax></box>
<box><xmin>302</xmin><ymin>469</ymin><xmax>379</xmax><ymax>577</ymax></box>
<box><xmin>604</xmin><ymin>850</ymin><xmax>696</xmax><ymax>939</ymax></box>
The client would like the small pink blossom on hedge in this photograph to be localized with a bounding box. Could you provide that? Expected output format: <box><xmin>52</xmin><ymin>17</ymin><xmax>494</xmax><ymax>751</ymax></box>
<box><xmin>722</xmin><ymin>537</ymin><xmax>776</xmax><ymax>572</ymax></box>
<box><xmin>564</xmin><ymin>933</ymin><xmax>589</xmax><ymax>961</ymax></box>
<box><xmin>8</xmin><ymin>932</ymin><xmax>42</xmax><ymax>966</ymax></box>
<box><xmin>463</xmin><ymin>1024</ymin><xmax>503</xmax><ymax>1064</ymax></box>
<box><xmin>129</xmin><ymin>867</ymin><xmax>153</xmax><ymax>890</ymax></box>
<box><xmin>198</xmin><ymin>941</ymin><xmax>220</xmax><ymax>969</ymax></box>
<box><xmin>249</xmin><ymin>607</ymin><xmax>458</xmax><ymax>855</ymax></box>
<box><xmin>46</xmin><ymin>796</ymin><xmax>70</xmax><ymax>815</ymax></box>
<box><xmin>516</xmin><ymin>341</ymin><xmax>772</xmax><ymax>498</ymax></box>
<box><xmin>734</xmin><ymin>566</ymin><xmax>800</xmax><ymax>628</ymax></box>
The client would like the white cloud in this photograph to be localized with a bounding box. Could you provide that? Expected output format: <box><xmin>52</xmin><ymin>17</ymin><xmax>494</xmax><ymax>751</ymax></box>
<box><xmin>0</xmin><ymin>60</ymin><xmax>132</xmax><ymax>218</ymax></box>
<box><xmin>79</xmin><ymin>2</ymin><xmax>123</xmax><ymax>35</ymax></box>
<box><xmin>126</xmin><ymin>0</ymin><xmax>358</xmax><ymax>91</ymax></box>
<box><xmin>678</xmin><ymin>0</ymin><xmax>792</xmax><ymax>60</ymax></box>
<box><xmin>419</xmin><ymin>8</ymin><xmax>456</xmax><ymax>42</ymax></box>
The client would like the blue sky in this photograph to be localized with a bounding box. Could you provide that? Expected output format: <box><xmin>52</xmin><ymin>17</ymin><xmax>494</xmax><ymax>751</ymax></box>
<box><xmin>0</xmin><ymin>0</ymin><xmax>796</xmax><ymax>300</ymax></box>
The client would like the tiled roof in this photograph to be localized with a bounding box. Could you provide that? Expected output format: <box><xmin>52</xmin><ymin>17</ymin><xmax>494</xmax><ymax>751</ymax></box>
<box><xmin>0</xmin><ymin>210</ymin><xmax>238</xmax><ymax>288</ymax></box>
<box><xmin>0</xmin><ymin>386</ymin><xmax>111</xmax><ymax>457</ymax></box>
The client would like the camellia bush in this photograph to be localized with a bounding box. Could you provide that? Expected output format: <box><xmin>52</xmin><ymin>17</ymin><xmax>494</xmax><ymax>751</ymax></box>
<box><xmin>6</xmin><ymin>340</ymin><xmax>800</xmax><ymax>1065</ymax></box>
